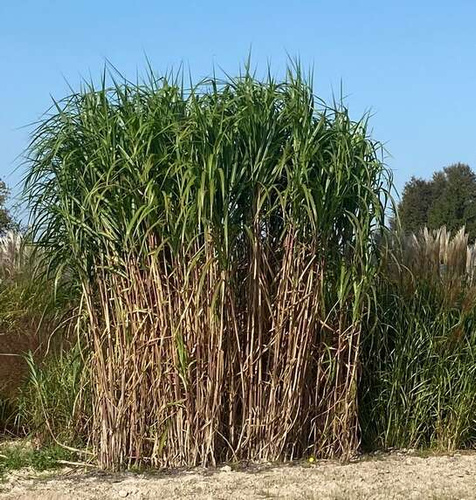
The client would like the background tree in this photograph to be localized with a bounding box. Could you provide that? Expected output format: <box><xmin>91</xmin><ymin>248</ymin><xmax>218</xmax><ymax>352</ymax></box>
<box><xmin>398</xmin><ymin>163</ymin><xmax>476</xmax><ymax>240</ymax></box>
<box><xmin>0</xmin><ymin>179</ymin><xmax>13</xmax><ymax>234</ymax></box>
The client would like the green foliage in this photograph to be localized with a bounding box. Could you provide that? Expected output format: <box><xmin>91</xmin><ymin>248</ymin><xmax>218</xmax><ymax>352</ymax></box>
<box><xmin>396</xmin><ymin>177</ymin><xmax>436</xmax><ymax>233</ymax></box>
<box><xmin>0</xmin><ymin>442</ymin><xmax>75</xmax><ymax>478</ymax></box>
<box><xmin>17</xmin><ymin>345</ymin><xmax>91</xmax><ymax>447</ymax></box>
<box><xmin>398</xmin><ymin>163</ymin><xmax>476</xmax><ymax>241</ymax></box>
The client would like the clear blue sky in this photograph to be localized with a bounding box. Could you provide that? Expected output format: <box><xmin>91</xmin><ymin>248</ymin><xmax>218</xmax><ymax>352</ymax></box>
<box><xmin>1</xmin><ymin>0</ymin><xmax>476</xmax><ymax>211</ymax></box>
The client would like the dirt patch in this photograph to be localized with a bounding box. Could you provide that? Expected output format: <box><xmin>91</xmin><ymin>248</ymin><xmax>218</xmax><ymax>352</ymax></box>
<box><xmin>1</xmin><ymin>452</ymin><xmax>476</xmax><ymax>499</ymax></box>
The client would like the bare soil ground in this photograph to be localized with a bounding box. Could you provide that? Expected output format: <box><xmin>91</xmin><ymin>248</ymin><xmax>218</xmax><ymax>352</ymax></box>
<box><xmin>2</xmin><ymin>452</ymin><xmax>476</xmax><ymax>499</ymax></box>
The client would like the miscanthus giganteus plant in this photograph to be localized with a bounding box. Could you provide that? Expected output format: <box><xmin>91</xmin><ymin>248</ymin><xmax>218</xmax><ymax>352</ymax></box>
<box><xmin>25</xmin><ymin>62</ymin><xmax>391</xmax><ymax>469</ymax></box>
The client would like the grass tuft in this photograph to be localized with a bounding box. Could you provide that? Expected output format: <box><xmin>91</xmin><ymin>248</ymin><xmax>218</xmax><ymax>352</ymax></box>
<box><xmin>0</xmin><ymin>442</ymin><xmax>75</xmax><ymax>480</ymax></box>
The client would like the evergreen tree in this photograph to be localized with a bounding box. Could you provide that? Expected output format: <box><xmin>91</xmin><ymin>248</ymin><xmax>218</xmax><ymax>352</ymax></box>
<box><xmin>398</xmin><ymin>163</ymin><xmax>476</xmax><ymax>240</ymax></box>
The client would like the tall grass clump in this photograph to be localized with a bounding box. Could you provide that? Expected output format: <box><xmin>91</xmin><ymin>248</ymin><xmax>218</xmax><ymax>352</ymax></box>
<box><xmin>0</xmin><ymin>230</ymin><xmax>80</xmax><ymax>438</ymax></box>
<box><xmin>0</xmin><ymin>231</ymin><xmax>70</xmax><ymax>397</ymax></box>
<box><xmin>360</xmin><ymin>227</ymin><xmax>476</xmax><ymax>451</ymax></box>
<box><xmin>16</xmin><ymin>343</ymin><xmax>91</xmax><ymax>447</ymax></box>
<box><xmin>25</xmin><ymin>63</ymin><xmax>391</xmax><ymax>469</ymax></box>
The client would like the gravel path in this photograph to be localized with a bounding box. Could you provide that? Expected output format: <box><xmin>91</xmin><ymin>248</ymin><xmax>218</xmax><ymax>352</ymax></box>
<box><xmin>2</xmin><ymin>452</ymin><xmax>476</xmax><ymax>499</ymax></box>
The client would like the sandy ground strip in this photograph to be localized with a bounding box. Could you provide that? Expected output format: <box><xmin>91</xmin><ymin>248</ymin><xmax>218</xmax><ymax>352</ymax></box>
<box><xmin>2</xmin><ymin>452</ymin><xmax>476</xmax><ymax>499</ymax></box>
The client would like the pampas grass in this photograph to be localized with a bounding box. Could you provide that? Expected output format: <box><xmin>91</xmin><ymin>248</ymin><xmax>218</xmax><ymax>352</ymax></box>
<box><xmin>361</xmin><ymin>226</ymin><xmax>476</xmax><ymax>452</ymax></box>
